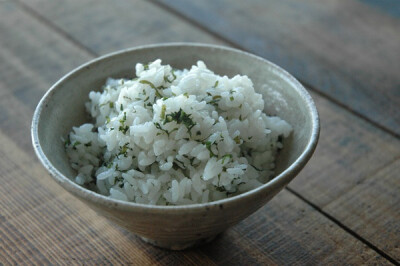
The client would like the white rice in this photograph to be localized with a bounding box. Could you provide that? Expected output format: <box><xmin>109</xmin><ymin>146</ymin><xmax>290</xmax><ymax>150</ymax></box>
<box><xmin>64</xmin><ymin>60</ymin><xmax>292</xmax><ymax>205</ymax></box>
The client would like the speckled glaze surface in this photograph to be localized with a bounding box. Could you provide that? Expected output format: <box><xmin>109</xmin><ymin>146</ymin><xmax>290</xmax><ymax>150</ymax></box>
<box><xmin>31</xmin><ymin>43</ymin><xmax>319</xmax><ymax>250</ymax></box>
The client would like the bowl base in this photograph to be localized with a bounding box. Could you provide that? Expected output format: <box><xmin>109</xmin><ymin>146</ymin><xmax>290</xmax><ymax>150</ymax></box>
<box><xmin>139</xmin><ymin>234</ymin><xmax>219</xmax><ymax>250</ymax></box>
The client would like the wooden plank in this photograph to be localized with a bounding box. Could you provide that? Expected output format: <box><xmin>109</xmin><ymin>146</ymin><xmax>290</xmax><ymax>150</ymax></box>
<box><xmin>0</xmin><ymin>131</ymin><xmax>389</xmax><ymax>265</ymax></box>
<box><xmin>0</xmin><ymin>1</ymin><xmax>92</xmax><ymax>110</ymax></box>
<box><xmin>324</xmin><ymin>159</ymin><xmax>400</xmax><ymax>262</ymax></box>
<box><xmin>0</xmin><ymin>1</ymin><xmax>92</xmax><ymax>154</ymax></box>
<box><xmin>0</xmin><ymin>0</ymin><xmax>398</xmax><ymax>263</ymax></box>
<box><xmin>152</xmin><ymin>0</ymin><xmax>400</xmax><ymax>136</ymax></box>
<box><xmin>291</xmin><ymin>92</ymin><xmax>400</xmax><ymax>206</ymax></box>
<box><xmin>16</xmin><ymin>0</ymin><xmax>224</xmax><ymax>55</ymax></box>
<box><xmin>288</xmin><ymin>92</ymin><xmax>400</xmax><ymax>260</ymax></box>
<box><xmin>13</xmin><ymin>0</ymin><xmax>400</xmax><ymax>260</ymax></box>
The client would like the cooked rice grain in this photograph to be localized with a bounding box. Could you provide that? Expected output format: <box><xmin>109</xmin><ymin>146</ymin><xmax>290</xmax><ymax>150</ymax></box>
<box><xmin>65</xmin><ymin>60</ymin><xmax>292</xmax><ymax>205</ymax></box>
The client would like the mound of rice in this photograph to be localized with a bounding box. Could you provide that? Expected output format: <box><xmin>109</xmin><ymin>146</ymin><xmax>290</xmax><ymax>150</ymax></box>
<box><xmin>64</xmin><ymin>60</ymin><xmax>292</xmax><ymax>205</ymax></box>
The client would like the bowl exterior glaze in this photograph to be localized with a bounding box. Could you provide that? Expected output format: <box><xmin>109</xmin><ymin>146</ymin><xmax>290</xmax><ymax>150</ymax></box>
<box><xmin>32</xmin><ymin>43</ymin><xmax>319</xmax><ymax>250</ymax></box>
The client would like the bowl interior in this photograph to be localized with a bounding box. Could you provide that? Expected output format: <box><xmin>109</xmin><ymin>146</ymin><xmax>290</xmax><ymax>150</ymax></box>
<box><xmin>36</xmin><ymin>44</ymin><xmax>316</xmax><ymax>192</ymax></box>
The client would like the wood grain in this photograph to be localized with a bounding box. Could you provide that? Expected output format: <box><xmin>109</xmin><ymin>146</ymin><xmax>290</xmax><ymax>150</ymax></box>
<box><xmin>291</xmin><ymin>91</ymin><xmax>400</xmax><ymax>206</ymax></box>
<box><xmin>153</xmin><ymin>0</ymin><xmax>400</xmax><ymax>136</ymax></box>
<box><xmin>0</xmin><ymin>131</ymin><xmax>389</xmax><ymax>265</ymax></box>
<box><xmin>324</xmin><ymin>159</ymin><xmax>400</xmax><ymax>262</ymax></box>
<box><xmin>17</xmin><ymin>0</ymin><xmax>224</xmax><ymax>55</ymax></box>
<box><xmin>14</xmin><ymin>0</ymin><xmax>400</xmax><ymax>262</ymax></box>
<box><xmin>0</xmin><ymin>0</ymin><xmax>399</xmax><ymax>264</ymax></box>
<box><xmin>288</xmin><ymin>91</ymin><xmax>400</xmax><ymax>260</ymax></box>
<box><xmin>0</xmin><ymin>0</ymin><xmax>92</xmax><ymax>100</ymax></box>
<box><xmin>0</xmin><ymin>1</ymin><xmax>92</xmax><ymax>152</ymax></box>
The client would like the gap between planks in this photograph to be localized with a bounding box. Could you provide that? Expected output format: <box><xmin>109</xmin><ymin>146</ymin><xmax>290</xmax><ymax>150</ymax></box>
<box><xmin>287</xmin><ymin>154</ymin><xmax>400</xmax><ymax>266</ymax></box>
<box><xmin>10</xmin><ymin>1</ymin><xmax>400</xmax><ymax>264</ymax></box>
<box><xmin>16</xmin><ymin>0</ymin><xmax>400</xmax><ymax>140</ymax></box>
<box><xmin>287</xmin><ymin>186</ymin><xmax>399</xmax><ymax>265</ymax></box>
<box><xmin>148</xmin><ymin>0</ymin><xmax>400</xmax><ymax>140</ymax></box>
<box><xmin>14</xmin><ymin>0</ymin><xmax>97</xmax><ymax>58</ymax></box>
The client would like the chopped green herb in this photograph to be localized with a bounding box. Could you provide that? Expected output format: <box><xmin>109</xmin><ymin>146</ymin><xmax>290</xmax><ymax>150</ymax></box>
<box><xmin>215</xmin><ymin>186</ymin><xmax>226</xmax><ymax>192</ymax></box>
<box><xmin>72</xmin><ymin>141</ymin><xmax>81</xmax><ymax>150</ymax></box>
<box><xmin>119</xmin><ymin>112</ymin><xmax>127</xmax><ymax>124</ymax></box>
<box><xmin>204</xmin><ymin>141</ymin><xmax>217</xmax><ymax>157</ymax></box>
<box><xmin>183</xmin><ymin>92</ymin><xmax>189</xmax><ymax>98</ymax></box>
<box><xmin>234</xmin><ymin>135</ymin><xmax>241</xmax><ymax>144</ymax></box>
<box><xmin>119</xmin><ymin>143</ymin><xmax>130</xmax><ymax>157</ymax></box>
<box><xmin>120</xmin><ymin>104</ymin><xmax>123</xmax><ymax>111</ymax></box>
<box><xmin>143</xmin><ymin>64</ymin><xmax>149</xmax><ymax>70</ymax></box>
<box><xmin>221</xmin><ymin>154</ymin><xmax>232</xmax><ymax>164</ymax></box>
<box><xmin>208</xmin><ymin>95</ymin><xmax>222</xmax><ymax>107</ymax></box>
<box><xmin>171</xmin><ymin>69</ymin><xmax>177</xmax><ymax>80</ymax></box>
<box><xmin>118</xmin><ymin>111</ymin><xmax>128</xmax><ymax>134</ymax></box>
<box><xmin>230</xmin><ymin>96</ymin><xmax>234</xmax><ymax>101</ymax></box>
<box><xmin>250</xmin><ymin>164</ymin><xmax>263</xmax><ymax>171</ymax></box>
<box><xmin>84</xmin><ymin>141</ymin><xmax>92</xmax><ymax>147</ymax></box>
<box><xmin>99</xmin><ymin>101</ymin><xmax>113</xmax><ymax>108</ymax></box>
<box><xmin>140</xmin><ymin>79</ymin><xmax>156</xmax><ymax>88</ymax></box>
<box><xmin>113</xmin><ymin>176</ymin><xmax>123</xmax><ymax>185</ymax></box>
<box><xmin>163</xmin><ymin>108</ymin><xmax>196</xmax><ymax>136</ymax></box>
<box><xmin>164</xmin><ymin>70</ymin><xmax>177</xmax><ymax>83</ymax></box>
<box><xmin>119</xmin><ymin>125</ymin><xmax>129</xmax><ymax>134</ymax></box>
<box><xmin>139</xmin><ymin>80</ymin><xmax>162</xmax><ymax>98</ymax></box>
<box><xmin>106</xmin><ymin>116</ymin><xmax>111</xmax><ymax>124</ymax></box>
<box><xmin>160</xmin><ymin>104</ymin><xmax>166</xmax><ymax>119</ymax></box>
<box><xmin>213</xmin><ymin>80</ymin><xmax>219</xmax><ymax>88</ymax></box>
<box><xmin>209</xmin><ymin>99</ymin><xmax>220</xmax><ymax>107</ymax></box>
<box><xmin>154</xmin><ymin>122</ymin><xmax>170</xmax><ymax>136</ymax></box>
<box><xmin>64</xmin><ymin>137</ymin><xmax>71</xmax><ymax>148</ymax></box>
<box><xmin>123</xmin><ymin>96</ymin><xmax>132</xmax><ymax>100</ymax></box>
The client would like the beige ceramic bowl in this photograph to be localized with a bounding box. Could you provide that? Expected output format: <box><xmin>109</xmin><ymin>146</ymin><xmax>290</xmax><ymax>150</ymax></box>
<box><xmin>32</xmin><ymin>43</ymin><xmax>319</xmax><ymax>250</ymax></box>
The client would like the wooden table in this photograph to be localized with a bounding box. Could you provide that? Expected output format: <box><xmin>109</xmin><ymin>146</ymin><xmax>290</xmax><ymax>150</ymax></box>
<box><xmin>1</xmin><ymin>0</ymin><xmax>399</xmax><ymax>264</ymax></box>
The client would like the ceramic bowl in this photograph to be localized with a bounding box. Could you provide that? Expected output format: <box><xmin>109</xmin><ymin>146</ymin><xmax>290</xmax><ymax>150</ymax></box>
<box><xmin>32</xmin><ymin>43</ymin><xmax>319</xmax><ymax>250</ymax></box>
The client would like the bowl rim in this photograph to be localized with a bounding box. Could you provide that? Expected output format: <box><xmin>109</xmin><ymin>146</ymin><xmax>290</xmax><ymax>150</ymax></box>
<box><xmin>31</xmin><ymin>42</ymin><xmax>319</xmax><ymax>213</ymax></box>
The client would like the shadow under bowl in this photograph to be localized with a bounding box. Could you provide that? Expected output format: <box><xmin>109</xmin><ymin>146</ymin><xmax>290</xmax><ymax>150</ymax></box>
<box><xmin>32</xmin><ymin>43</ymin><xmax>319</xmax><ymax>250</ymax></box>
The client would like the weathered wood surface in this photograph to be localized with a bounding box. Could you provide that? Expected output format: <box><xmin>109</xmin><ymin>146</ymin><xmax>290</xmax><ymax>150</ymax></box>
<box><xmin>1</xmin><ymin>0</ymin><xmax>399</xmax><ymax>264</ymax></box>
<box><xmin>16</xmin><ymin>0</ymin><xmax>400</xmax><ymax>263</ymax></box>
<box><xmin>0</xmin><ymin>132</ymin><xmax>389</xmax><ymax>265</ymax></box>
<box><xmin>153</xmin><ymin>0</ymin><xmax>400</xmax><ymax>137</ymax></box>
